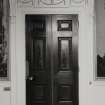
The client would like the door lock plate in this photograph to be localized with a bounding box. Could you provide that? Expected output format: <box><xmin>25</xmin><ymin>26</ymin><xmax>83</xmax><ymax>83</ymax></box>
<box><xmin>4</xmin><ymin>87</ymin><xmax>11</xmax><ymax>91</ymax></box>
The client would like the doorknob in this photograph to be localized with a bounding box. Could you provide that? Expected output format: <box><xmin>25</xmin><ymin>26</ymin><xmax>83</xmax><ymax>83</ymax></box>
<box><xmin>28</xmin><ymin>76</ymin><xmax>34</xmax><ymax>81</ymax></box>
<box><xmin>4</xmin><ymin>87</ymin><xmax>11</xmax><ymax>91</ymax></box>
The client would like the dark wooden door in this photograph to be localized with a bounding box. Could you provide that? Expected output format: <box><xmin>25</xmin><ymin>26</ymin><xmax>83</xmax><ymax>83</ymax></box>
<box><xmin>26</xmin><ymin>15</ymin><xmax>78</xmax><ymax>105</ymax></box>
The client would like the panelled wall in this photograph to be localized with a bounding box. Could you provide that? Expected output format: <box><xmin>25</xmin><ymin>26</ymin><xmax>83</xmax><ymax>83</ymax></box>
<box><xmin>7</xmin><ymin>0</ymin><xmax>105</xmax><ymax>105</ymax></box>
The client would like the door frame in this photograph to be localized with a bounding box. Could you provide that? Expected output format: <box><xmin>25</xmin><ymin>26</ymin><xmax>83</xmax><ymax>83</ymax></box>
<box><xmin>25</xmin><ymin>14</ymin><xmax>79</xmax><ymax>105</ymax></box>
<box><xmin>15</xmin><ymin>9</ymin><xmax>81</xmax><ymax>105</ymax></box>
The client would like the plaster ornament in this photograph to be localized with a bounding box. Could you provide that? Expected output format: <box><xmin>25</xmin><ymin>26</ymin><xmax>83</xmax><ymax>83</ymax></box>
<box><xmin>39</xmin><ymin>0</ymin><xmax>65</xmax><ymax>5</ymax></box>
<box><xmin>20</xmin><ymin>0</ymin><xmax>33</xmax><ymax>4</ymax></box>
<box><xmin>72</xmin><ymin>0</ymin><xmax>85</xmax><ymax>3</ymax></box>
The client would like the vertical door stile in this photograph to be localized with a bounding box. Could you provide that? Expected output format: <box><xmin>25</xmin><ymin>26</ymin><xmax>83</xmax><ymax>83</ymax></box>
<box><xmin>72</xmin><ymin>15</ymin><xmax>79</xmax><ymax>105</ymax></box>
<box><xmin>52</xmin><ymin>15</ymin><xmax>57</xmax><ymax>105</ymax></box>
<box><xmin>46</xmin><ymin>15</ymin><xmax>52</xmax><ymax>105</ymax></box>
<box><xmin>50</xmin><ymin>16</ymin><xmax>54</xmax><ymax>105</ymax></box>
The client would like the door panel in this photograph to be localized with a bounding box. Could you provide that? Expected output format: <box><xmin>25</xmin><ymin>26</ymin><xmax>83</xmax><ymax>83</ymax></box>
<box><xmin>26</xmin><ymin>15</ymin><xmax>51</xmax><ymax>105</ymax></box>
<box><xmin>26</xmin><ymin>15</ymin><xmax>78</xmax><ymax>105</ymax></box>
<box><xmin>52</xmin><ymin>15</ymin><xmax>78</xmax><ymax>105</ymax></box>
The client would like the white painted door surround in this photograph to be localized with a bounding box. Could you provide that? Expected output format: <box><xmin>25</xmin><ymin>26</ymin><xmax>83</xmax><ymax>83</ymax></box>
<box><xmin>15</xmin><ymin>10</ymin><xmax>90</xmax><ymax>105</ymax></box>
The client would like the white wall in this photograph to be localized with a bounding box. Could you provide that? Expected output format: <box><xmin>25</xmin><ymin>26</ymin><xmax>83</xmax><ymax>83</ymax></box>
<box><xmin>88</xmin><ymin>0</ymin><xmax>105</xmax><ymax>105</ymax></box>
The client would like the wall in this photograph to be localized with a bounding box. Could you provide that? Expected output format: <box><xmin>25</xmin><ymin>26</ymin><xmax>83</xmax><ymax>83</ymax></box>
<box><xmin>8</xmin><ymin>0</ymin><xmax>105</xmax><ymax>105</ymax></box>
<box><xmin>96</xmin><ymin>0</ymin><xmax>105</xmax><ymax>56</ymax></box>
<box><xmin>89</xmin><ymin>0</ymin><xmax>105</xmax><ymax>105</ymax></box>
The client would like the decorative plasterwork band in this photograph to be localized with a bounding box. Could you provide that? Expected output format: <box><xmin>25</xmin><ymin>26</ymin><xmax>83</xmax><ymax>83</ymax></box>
<box><xmin>38</xmin><ymin>0</ymin><xmax>65</xmax><ymax>5</ymax></box>
<box><xmin>37</xmin><ymin>0</ymin><xmax>69</xmax><ymax>7</ymax></box>
<box><xmin>17</xmin><ymin>0</ymin><xmax>87</xmax><ymax>8</ymax></box>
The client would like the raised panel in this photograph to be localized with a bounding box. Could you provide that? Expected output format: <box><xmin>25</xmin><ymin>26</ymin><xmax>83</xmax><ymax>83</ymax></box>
<box><xmin>58</xmin><ymin>85</ymin><xmax>73</xmax><ymax>101</ymax></box>
<box><xmin>30</xmin><ymin>85</ymin><xmax>48</xmax><ymax>104</ymax></box>
<box><xmin>26</xmin><ymin>15</ymin><xmax>46</xmax><ymax>36</ymax></box>
<box><xmin>58</xmin><ymin>37</ymin><xmax>72</xmax><ymax>70</ymax></box>
<box><xmin>58</xmin><ymin>101</ymin><xmax>73</xmax><ymax>105</ymax></box>
<box><xmin>56</xmin><ymin>71</ymin><xmax>73</xmax><ymax>85</ymax></box>
<box><xmin>31</xmin><ymin>85</ymin><xmax>47</xmax><ymax>99</ymax></box>
<box><xmin>57</xmin><ymin>20</ymin><xmax>72</xmax><ymax>31</ymax></box>
<box><xmin>33</xmin><ymin>38</ymin><xmax>46</xmax><ymax>71</ymax></box>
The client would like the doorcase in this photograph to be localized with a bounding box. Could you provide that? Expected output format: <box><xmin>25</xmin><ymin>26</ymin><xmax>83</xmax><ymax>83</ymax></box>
<box><xmin>26</xmin><ymin>15</ymin><xmax>78</xmax><ymax>105</ymax></box>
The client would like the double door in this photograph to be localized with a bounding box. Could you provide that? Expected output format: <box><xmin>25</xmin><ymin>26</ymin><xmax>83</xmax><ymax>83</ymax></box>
<box><xmin>26</xmin><ymin>15</ymin><xmax>78</xmax><ymax>105</ymax></box>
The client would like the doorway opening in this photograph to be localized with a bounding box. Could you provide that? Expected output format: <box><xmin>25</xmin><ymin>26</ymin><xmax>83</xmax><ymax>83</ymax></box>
<box><xmin>25</xmin><ymin>15</ymin><xmax>79</xmax><ymax>105</ymax></box>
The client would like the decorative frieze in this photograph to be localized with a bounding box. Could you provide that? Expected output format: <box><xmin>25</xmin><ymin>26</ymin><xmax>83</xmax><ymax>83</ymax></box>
<box><xmin>38</xmin><ymin>0</ymin><xmax>65</xmax><ymax>5</ymax></box>
<box><xmin>36</xmin><ymin>0</ymin><xmax>69</xmax><ymax>8</ymax></box>
<box><xmin>17</xmin><ymin>0</ymin><xmax>88</xmax><ymax>8</ymax></box>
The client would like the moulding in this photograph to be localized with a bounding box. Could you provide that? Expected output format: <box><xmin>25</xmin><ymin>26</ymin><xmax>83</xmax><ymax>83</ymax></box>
<box><xmin>70</xmin><ymin>0</ymin><xmax>88</xmax><ymax>6</ymax></box>
<box><xmin>72</xmin><ymin>0</ymin><xmax>85</xmax><ymax>3</ymax></box>
<box><xmin>18</xmin><ymin>0</ymin><xmax>34</xmax><ymax>7</ymax></box>
<box><xmin>9</xmin><ymin>0</ymin><xmax>16</xmax><ymax>16</ymax></box>
<box><xmin>10</xmin><ymin>16</ymin><xmax>16</xmax><ymax>24</ymax></box>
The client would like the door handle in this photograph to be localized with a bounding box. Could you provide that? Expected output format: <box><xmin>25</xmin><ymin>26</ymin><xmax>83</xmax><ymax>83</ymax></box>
<box><xmin>4</xmin><ymin>87</ymin><xmax>11</xmax><ymax>91</ymax></box>
<box><xmin>28</xmin><ymin>76</ymin><xmax>34</xmax><ymax>81</ymax></box>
